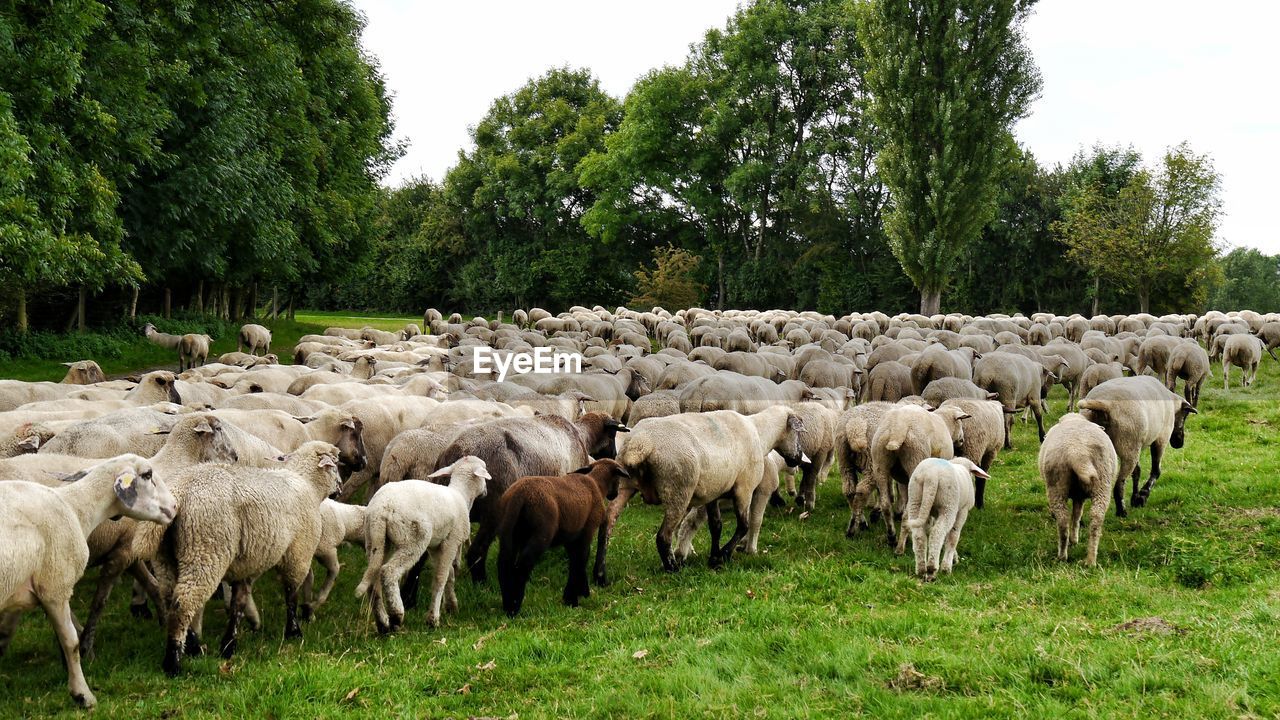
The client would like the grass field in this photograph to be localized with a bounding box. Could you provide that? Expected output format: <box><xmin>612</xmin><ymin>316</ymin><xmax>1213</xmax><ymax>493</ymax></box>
<box><xmin>2</xmin><ymin>318</ymin><xmax>1279</xmax><ymax>718</ymax></box>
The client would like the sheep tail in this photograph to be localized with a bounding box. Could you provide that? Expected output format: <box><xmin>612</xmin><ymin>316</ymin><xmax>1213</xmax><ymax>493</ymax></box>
<box><xmin>355</xmin><ymin>511</ymin><xmax>387</xmax><ymax>598</ymax></box>
<box><xmin>883</xmin><ymin>422</ymin><xmax>909</xmax><ymax>453</ymax></box>
<box><xmin>906</xmin><ymin>471</ymin><xmax>938</xmax><ymax>530</ymax></box>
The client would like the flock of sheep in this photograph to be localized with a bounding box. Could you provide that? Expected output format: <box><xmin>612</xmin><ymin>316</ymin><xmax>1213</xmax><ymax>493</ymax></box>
<box><xmin>1</xmin><ymin>305</ymin><xmax>1276</xmax><ymax>708</ymax></box>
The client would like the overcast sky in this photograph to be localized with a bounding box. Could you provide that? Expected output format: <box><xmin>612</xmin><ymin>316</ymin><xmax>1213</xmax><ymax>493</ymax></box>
<box><xmin>353</xmin><ymin>0</ymin><xmax>1280</xmax><ymax>254</ymax></box>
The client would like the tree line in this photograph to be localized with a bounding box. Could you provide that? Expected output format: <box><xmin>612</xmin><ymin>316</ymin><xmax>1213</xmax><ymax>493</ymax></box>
<box><xmin>4</xmin><ymin>0</ymin><xmax>1274</xmax><ymax>336</ymax></box>
<box><xmin>1</xmin><ymin>0</ymin><xmax>397</xmax><ymax>333</ymax></box>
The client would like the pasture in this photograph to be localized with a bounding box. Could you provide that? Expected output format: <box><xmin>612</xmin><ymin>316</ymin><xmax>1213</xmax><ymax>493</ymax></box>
<box><xmin>1</xmin><ymin>314</ymin><xmax>1278</xmax><ymax>718</ymax></box>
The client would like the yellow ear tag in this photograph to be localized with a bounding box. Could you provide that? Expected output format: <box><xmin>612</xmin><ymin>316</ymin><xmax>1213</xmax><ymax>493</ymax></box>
<box><xmin>118</xmin><ymin>472</ymin><xmax>135</xmax><ymax>488</ymax></box>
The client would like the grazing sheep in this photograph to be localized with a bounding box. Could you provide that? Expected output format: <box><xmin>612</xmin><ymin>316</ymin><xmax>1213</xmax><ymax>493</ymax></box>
<box><xmin>973</xmin><ymin>352</ymin><xmax>1057</xmax><ymax>447</ymax></box>
<box><xmin>144</xmin><ymin>322</ymin><xmax>182</xmax><ymax>350</ymax></box>
<box><xmin>626</xmin><ymin>388</ymin><xmax>681</xmax><ymax>425</ymax></box>
<box><xmin>1079</xmin><ymin>376</ymin><xmax>1197</xmax><ymax>516</ymax></box>
<box><xmin>0</xmin><ymin>455</ymin><xmax>176</xmax><ymax>708</ymax></box>
<box><xmin>938</xmin><ymin>398</ymin><xmax>1006</xmax><ymax>507</ymax></box>
<box><xmin>497</xmin><ymin>459</ymin><xmax>630</xmax><ymax>616</ymax></box>
<box><xmin>1039</xmin><ymin>413</ymin><xmax>1119</xmax><ymax>566</ymax></box>
<box><xmin>785</xmin><ymin>401</ymin><xmax>842</xmax><ymax>513</ymax></box>
<box><xmin>357</xmin><ymin>457</ymin><xmax>490</xmax><ymax>632</ymax></box>
<box><xmin>178</xmin><ymin>334</ymin><xmax>212</xmax><ymax>371</ymax></box>
<box><xmin>238</xmin><ymin>324</ymin><xmax>272</xmax><ymax>355</ymax></box>
<box><xmin>152</xmin><ymin>442</ymin><xmax>342</xmax><ymax>676</ymax></box>
<box><xmin>431</xmin><ymin>413</ymin><xmax>629</xmax><ymax>584</ymax></box>
<box><xmin>1164</xmin><ymin>341</ymin><xmax>1210</xmax><ymax>407</ymax></box>
<box><xmin>1222</xmin><ymin>334</ymin><xmax>1263</xmax><ymax>389</ymax></box>
<box><xmin>863</xmin><ymin>360</ymin><xmax>913</xmax><ymax>403</ymax></box>
<box><xmin>1257</xmin><ymin>321</ymin><xmax>1280</xmax><ymax>360</ymax></box>
<box><xmin>1079</xmin><ymin>361</ymin><xmax>1125</xmax><ymax>401</ymax></box>
<box><xmin>835</xmin><ymin>402</ymin><xmax>897</xmax><ymax>536</ymax></box>
<box><xmin>905</xmin><ymin>457</ymin><xmax>988</xmax><ymax>581</ymax></box>
<box><xmin>615</xmin><ymin>406</ymin><xmax>807</xmax><ymax>572</ymax></box>
<box><xmin>921</xmin><ymin>377</ymin><xmax>998</xmax><ymax>407</ymax></box>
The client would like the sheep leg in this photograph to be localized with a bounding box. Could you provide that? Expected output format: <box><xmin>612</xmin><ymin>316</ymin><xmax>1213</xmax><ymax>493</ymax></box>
<box><xmin>705</xmin><ymin>501</ymin><xmax>724</xmax><ymax>562</ymax></box>
<box><xmin>1048</xmin><ymin>491</ymin><xmax>1071</xmax><ymax>561</ymax></box>
<box><xmin>563</xmin><ymin>538</ymin><xmax>590</xmax><ymax>607</ymax></box>
<box><xmin>379</xmin><ymin>544</ymin><xmax>423</xmax><ymax>632</ymax></box>
<box><xmin>797</xmin><ymin>464</ymin><xmax>819</xmax><ymax>513</ymax></box>
<box><xmin>1002</xmin><ymin>411</ymin><xmax>1014</xmax><ymax>450</ymax></box>
<box><xmin>926</xmin><ymin>510</ymin><xmax>957</xmax><ymax>581</ymax></box>
<box><xmin>592</xmin><ymin>521</ymin><xmax>611</xmax><ymax>587</ymax></box>
<box><xmin>940</xmin><ymin>508</ymin><xmax>968</xmax><ymax>573</ymax></box>
<box><xmin>656</xmin><ymin>503</ymin><xmax>689</xmax><ymax>573</ymax></box>
<box><xmin>0</xmin><ymin>610</ymin><xmax>22</xmax><ymax>658</ymax></box>
<box><xmin>911</xmin><ymin>520</ymin><xmax>930</xmax><ymax>577</ymax></box>
<box><xmin>129</xmin><ymin>564</ymin><xmax>160</xmax><ymax>621</ymax></box>
<box><xmin>311</xmin><ymin>548</ymin><xmax>341</xmax><ymax>613</ymax></box>
<box><xmin>974</xmin><ymin>476</ymin><xmax>987</xmax><ymax>510</ymax></box>
<box><xmin>218</xmin><ymin>581</ymin><xmax>249</xmax><ymax>659</ymax></box>
<box><xmin>1069</xmin><ymin>500</ymin><xmax>1084</xmax><ymax>545</ymax></box>
<box><xmin>401</xmin><ymin>554</ymin><xmax>426</xmax><ymax>610</ymax></box>
<box><xmin>425</xmin><ymin>544</ymin><xmax>454</xmax><ymax>627</ymax></box>
<box><xmin>443</xmin><ymin>554</ymin><xmax>459</xmax><ymax>615</ymax></box>
<box><xmin>743</xmin><ymin>479</ymin><xmax>775</xmax><ymax>555</ymax></box>
<box><xmin>465</xmin><ymin>519</ymin><xmax>499</xmax><ymax>584</ymax></box>
<box><xmin>1085</xmin><ymin>492</ymin><xmax>1109</xmax><ymax>567</ymax></box>
<box><xmin>710</xmin><ymin>488</ymin><xmax>752</xmax><ymax>569</ymax></box>
<box><xmin>164</xmin><ymin>564</ymin><xmax>221</xmax><ymax>676</ymax></box>
<box><xmin>674</xmin><ymin>506</ymin><xmax>706</xmax><ymax>563</ymax></box>
<box><xmin>1128</xmin><ymin>457</ymin><xmax>1144</xmax><ymax>508</ymax></box>
<box><xmin>279</xmin><ymin>557</ymin><xmax>309</xmax><ymax>640</ymax></box>
<box><xmin>1032</xmin><ymin>401</ymin><xmax>1046</xmax><ymax>443</ymax></box>
<box><xmin>43</xmin><ymin>597</ymin><xmax>95</xmax><ymax>708</ymax></box>
<box><xmin>1137</xmin><ymin>443</ymin><xmax>1163</xmax><ymax>505</ymax></box>
<box><xmin>80</xmin><ymin>556</ymin><xmax>129</xmax><ymax>660</ymax></box>
<box><xmin>499</xmin><ymin>537</ymin><xmax>538</xmax><ymax>618</ymax></box>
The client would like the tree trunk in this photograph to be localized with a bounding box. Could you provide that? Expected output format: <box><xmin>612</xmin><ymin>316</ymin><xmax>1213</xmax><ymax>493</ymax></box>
<box><xmin>1137</xmin><ymin>285</ymin><xmax>1150</xmax><ymax>315</ymax></box>
<box><xmin>221</xmin><ymin>285</ymin><xmax>231</xmax><ymax>321</ymax></box>
<box><xmin>249</xmin><ymin>282</ymin><xmax>258</xmax><ymax>319</ymax></box>
<box><xmin>129</xmin><ymin>285</ymin><xmax>138</xmax><ymax>319</ymax></box>
<box><xmin>196</xmin><ymin>280</ymin><xmax>204</xmax><ymax>314</ymax></box>
<box><xmin>716</xmin><ymin>251</ymin><xmax>726</xmax><ymax>310</ymax></box>
<box><xmin>919</xmin><ymin>286</ymin><xmax>942</xmax><ymax>316</ymax></box>
<box><xmin>77</xmin><ymin>288</ymin><xmax>86</xmax><ymax>333</ymax></box>
<box><xmin>270</xmin><ymin>286</ymin><xmax>279</xmax><ymax>320</ymax></box>
<box><xmin>16</xmin><ymin>288</ymin><xmax>27</xmax><ymax>333</ymax></box>
<box><xmin>286</xmin><ymin>294</ymin><xmax>295</xmax><ymax>321</ymax></box>
<box><xmin>163</xmin><ymin>287</ymin><xmax>172</xmax><ymax>319</ymax></box>
<box><xmin>232</xmin><ymin>288</ymin><xmax>243</xmax><ymax>321</ymax></box>
<box><xmin>1090</xmin><ymin>277</ymin><xmax>1100</xmax><ymax>316</ymax></box>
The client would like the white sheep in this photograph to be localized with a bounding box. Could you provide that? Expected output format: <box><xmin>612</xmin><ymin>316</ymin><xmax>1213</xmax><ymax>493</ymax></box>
<box><xmin>300</xmin><ymin>499</ymin><xmax>367</xmax><ymax>618</ymax></box>
<box><xmin>238</xmin><ymin>323</ymin><xmax>272</xmax><ymax>356</ymax></box>
<box><xmin>1039</xmin><ymin>413</ymin><xmax>1119</xmax><ymax>566</ymax></box>
<box><xmin>0</xmin><ymin>455</ymin><xmax>175</xmax><ymax>708</ymax></box>
<box><xmin>356</xmin><ymin>456</ymin><xmax>490</xmax><ymax>632</ymax></box>
<box><xmin>905</xmin><ymin>457</ymin><xmax>988</xmax><ymax>581</ymax></box>
<box><xmin>148</xmin><ymin>441</ymin><xmax>342</xmax><ymax>676</ymax></box>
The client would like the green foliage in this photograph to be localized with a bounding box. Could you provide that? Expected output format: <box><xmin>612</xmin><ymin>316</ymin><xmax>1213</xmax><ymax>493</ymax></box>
<box><xmin>1056</xmin><ymin>143</ymin><xmax>1223</xmax><ymax>313</ymax></box>
<box><xmin>1209</xmin><ymin>247</ymin><xmax>1280</xmax><ymax>313</ymax></box>
<box><xmin>630</xmin><ymin>245</ymin><xmax>705</xmax><ymax>309</ymax></box>
<box><xmin>861</xmin><ymin>0</ymin><xmax>1042</xmax><ymax>313</ymax></box>
<box><xmin>1</xmin><ymin>0</ymin><xmax>397</xmax><ymax>328</ymax></box>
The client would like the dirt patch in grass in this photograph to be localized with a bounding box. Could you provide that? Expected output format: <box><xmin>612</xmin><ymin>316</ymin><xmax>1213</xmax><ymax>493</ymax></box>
<box><xmin>887</xmin><ymin>663</ymin><xmax>946</xmax><ymax>692</ymax></box>
<box><xmin>1111</xmin><ymin>616</ymin><xmax>1186</xmax><ymax>636</ymax></box>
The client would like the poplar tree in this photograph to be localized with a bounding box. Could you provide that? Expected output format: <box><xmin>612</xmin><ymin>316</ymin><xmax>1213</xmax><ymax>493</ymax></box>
<box><xmin>862</xmin><ymin>0</ymin><xmax>1041</xmax><ymax>314</ymax></box>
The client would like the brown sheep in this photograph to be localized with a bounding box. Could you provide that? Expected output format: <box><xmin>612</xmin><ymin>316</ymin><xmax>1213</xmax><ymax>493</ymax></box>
<box><xmin>1222</xmin><ymin>334</ymin><xmax>1263</xmax><ymax>389</ymax></box>
<box><xmin>496</xmin><ymin>459</ymin><xmax>630</xmax><ymax>616</ymax></box>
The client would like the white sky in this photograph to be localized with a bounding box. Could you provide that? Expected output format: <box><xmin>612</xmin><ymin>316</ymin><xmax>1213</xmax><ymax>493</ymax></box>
<box><xmin>353</xmin><ymin>0</ymin><xmax>1280</xmax><ymax>254</ymax></box>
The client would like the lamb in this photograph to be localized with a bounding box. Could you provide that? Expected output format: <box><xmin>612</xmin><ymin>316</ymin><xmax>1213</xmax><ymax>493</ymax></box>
<box><xmin>614</xmin><ymin>406</ymin><xmax>807</xmax><ymax>572</ymax></box>
<box><xmin>1164</xmin><ymin>341</ymin><xmax>1210</xmax><ymax>407</ymax></box>
<box><xmin>430</xmin><ymin>412</ymin><xmax>630</xmax><ymax>584</ymax></box>
<box><xmin>1039</xmin><ymin>413</ymin><xmax>1119</xmax><ymax>566</ymax></box>
<box><xmin>238</xmin><ymin>324</ymin><xmax>272</xmax><ymax>355</ymax></box>
<box><xmin>299</xmin><ymin>499</ymin><xmax>367</xmax><ymax>617</ymax></box>
<box><xmin>151</xmin><ymin>441</ymin><xmax>343</xmax><ymax>676</ymax></box>
<box><xmin>1078</xmin><ymin>376</ymin><xmax>1197</xmax><ymax>516</ymax></box>
<box><xmin>1222</xmin><ymin>334</ymin><xmax>1263</xmax><ymax>389</ymax></box>
<box><xmin>905</xmin><ymin>457</ymin><xmax>988</xmax><ymax>581</ymax></box>
<box><xmin>0</xmin><ymin>455</ymin><xmax>175</xmax><ymax>708</ymax></box>
<box><xmin>853</xmin><ymin>403</ymin><xmax>965</xmax><ymax>552</ymax></box>
<box><xmin>496</xmin><ymin>459</ymin><xmax>631</xmax><ymax>616</ymax></box>
<box><xmin>938</xmin><ymin>398</ymin><xmax>1006</xmax><ymax>507</ymax></box>
<box><xmin>356</xmin><ymin>457</ymin><xmax>490</xmax><ymax>632</ymax></box>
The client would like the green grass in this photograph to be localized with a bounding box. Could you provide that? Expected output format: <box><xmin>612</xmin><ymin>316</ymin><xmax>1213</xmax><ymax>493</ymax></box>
<box><xmin>3</xmin><ymin>329</ymin><xmax>1280</xmax><ymax>717</ymax></box>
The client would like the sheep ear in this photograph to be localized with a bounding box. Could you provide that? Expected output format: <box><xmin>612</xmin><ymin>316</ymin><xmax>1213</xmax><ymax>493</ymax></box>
<box><xmin>192</xmin><ymin>420</ymin><xmax>213</xmax><ymax>435</ymax></box>
<box><xmin>957</xmin><ymin>412</ymin><xmax>972</xmax><ymax>421</ymax></box>
<box><xmin>571</xmin><ymin>465</ymin><xmax>594</xmax><ymax>475</ymax></box>
<box><xmin>967</xmin><ymin>464</ymin><xmax>991</xmax><ymax>480</ymax></box>
<box><xmin>113</xmin><ymin>469</ymin><xmax>139</xmax><ymax>507</ymax></box>
<box><xmin>295</xmin><ymin>415</ymin><xmax>316</xmax><ymax>424</ymax></box>
<box><xmin>428</xmin><ymin>463</ymin><xmax>455</xmax><ymax>479</ymax></box>
<box><xmin>340</xmin><ymin>419</ymin><xmax>356</xmax><ymax>430</ymax></box>
<box><xmin>318</xmin><ymin>455</ymin><xmax>337</xmax><ymax>470</ymax></box>
<box><xmin>148</xmin><ymin>426</ymin><xmax>171</xmax><ymax>435</ymax></box>
<box><xmin>474</xmin><ymin>466</ymin><xmax>492</xmax><ymax>480</ymax></box>
<box><xmin>608</xmin><ymin>420</ymin><xmax>630</xmax><ymax>433</ymax></box>
<box><xmin>51</xmin><ymin>469</ymin><xmax>89</xmax><ymax>483</ymax></box>
<box><xmin>62</xmin><ymin>362</ymin><xmax>75</xmax><ymax>367</ymax></box>
<box><xmin>17</xmin><ymin>434</ymin><xmax>41</xmax><ymax>451</ymax></box>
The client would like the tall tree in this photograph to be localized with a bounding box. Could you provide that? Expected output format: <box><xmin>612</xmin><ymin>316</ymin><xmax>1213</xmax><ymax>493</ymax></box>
<box><xmin>861</xmin><ymin>0</ymin><xmax>1041</xmax><ymax>314</ymax></box>
<box><xmin>1056</xmin><ymin>143</ymin><xmax>1222</xmax><ymax>314</ymax></box>
<box><xmin>1209</xmin><ymin>247</ymin><xmax>1280</xmax><ymax>313</ymax></box>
